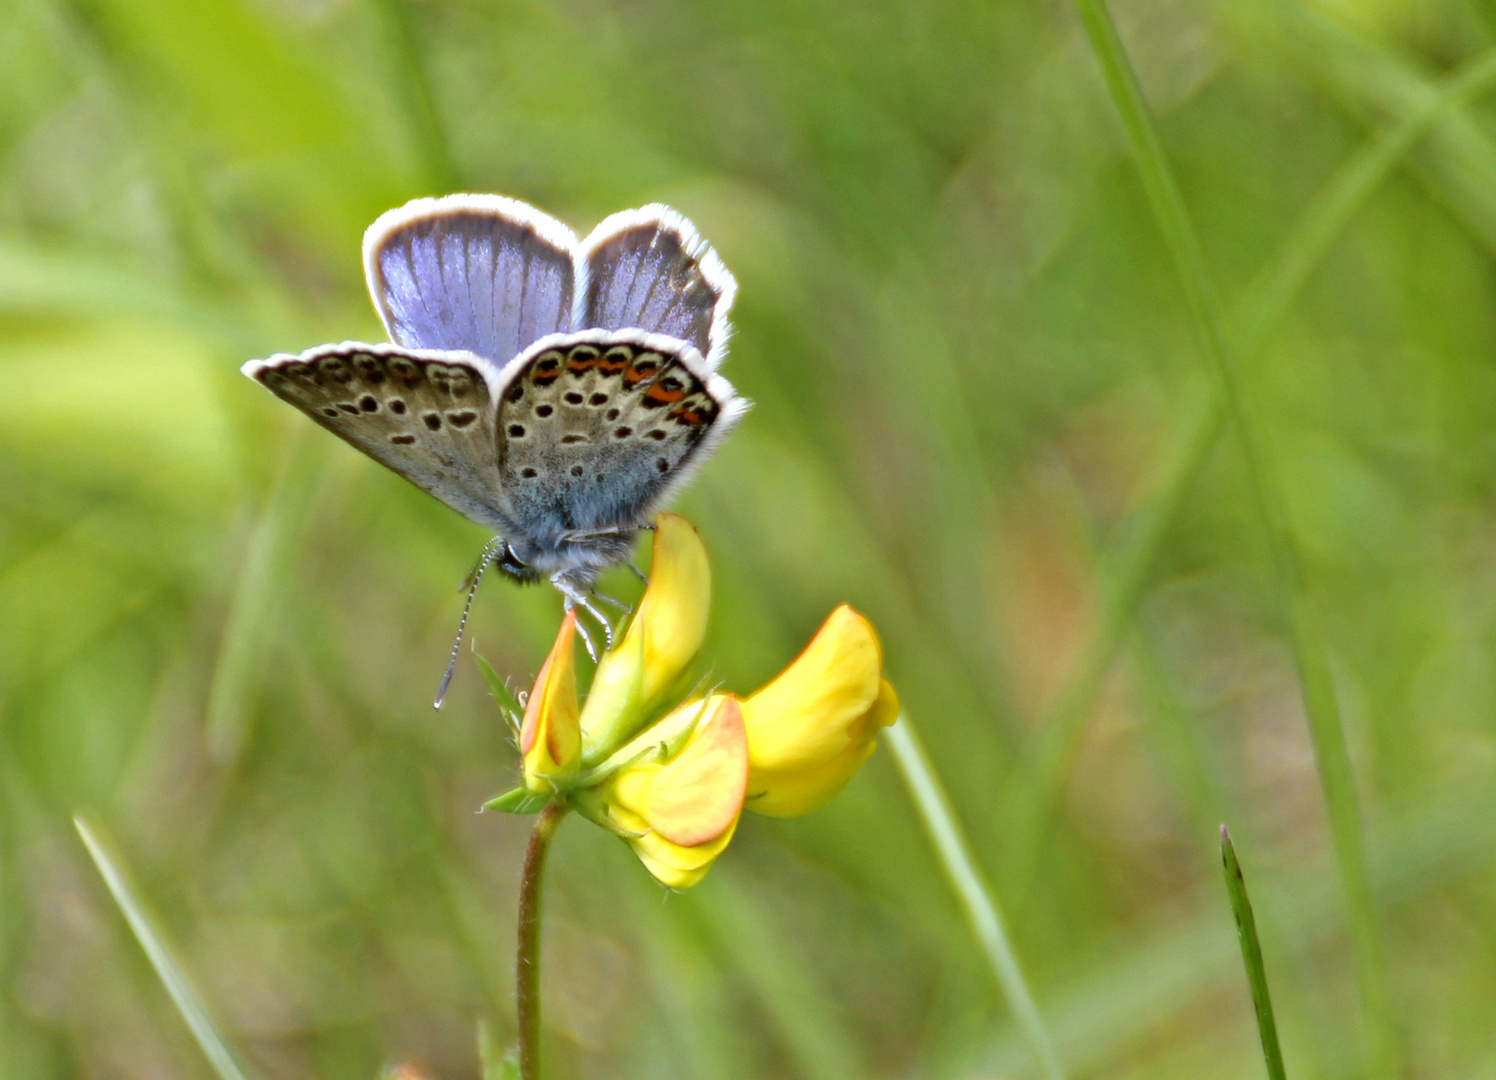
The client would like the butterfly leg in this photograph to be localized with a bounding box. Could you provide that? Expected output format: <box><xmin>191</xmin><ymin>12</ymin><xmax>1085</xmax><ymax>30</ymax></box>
<box><xmin>592</xmin><ymin>591</ymin><xmax>634</xmax><ymax>616</ymax></box>
<box><xmin>565</xmin><ymin>598</ymin><xmax>601</xmax><ymax>662</ymax></box>
<box><xmin>552</xmin><ymin>573</ymin><xmax>616</xmax><ymax>659</ymax></box>
<box><xmin>560</xmin><ymin>524</ymin><xmax>649</xmax><ymax>543</ymax></box>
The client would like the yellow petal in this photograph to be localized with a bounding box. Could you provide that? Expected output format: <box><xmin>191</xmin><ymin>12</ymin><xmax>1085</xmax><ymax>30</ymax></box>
<box><xmin>642</xmin><ymin>696</ymin><xmax>748</xmax><ymax>846</ymax></box>
<box><xmin>611</xmin><ymin>696</ymin><xmax>748</xmax><ymax>846</ymax></box>
<box><xmin>746</xmin><ymin>679</ymin><xmax>899</xmax><ymax>817</ymax></box>
<box><xmin>629</xmin><ymin>817</ymin><xmax>739</xmax><ymax>889</ymax></box>
<box><xmin>607</xmin><ymin>695</ymin><xmax>748</xmax><ymax>888</ymax></box>
<box><xmin>636</xmin><ymin>514</ymin><xmax>711</xmax><ymax>702</ymax></box>
<box><xmin>740</xmin><ymin>605</ymin><xmax>883</xmax><ymax>773</ymax></box>
<box><xmin>520</xmin><ymin>612</ymin><xmax>581</xmax><ymax>792</ymax></box>
<box><xmin>580</xmin><ymin>514</ymin><xmax>711</xmax><ymax>760</ymax></box>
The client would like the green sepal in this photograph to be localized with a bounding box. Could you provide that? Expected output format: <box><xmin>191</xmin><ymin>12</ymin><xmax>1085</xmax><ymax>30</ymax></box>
<box><xmin>569</xmin><ymin>788</ymin><xmax>646</xmax><ymax>838</ymax></box>
<box><xmin>475</xmin><ymin>652</ymin><xmax>524</xmax><ymax>737</ymax></box>
<box><xmin>483</xmin><ymin>787</ymin><xmax>549</xmax><ymax>814</ymax></box>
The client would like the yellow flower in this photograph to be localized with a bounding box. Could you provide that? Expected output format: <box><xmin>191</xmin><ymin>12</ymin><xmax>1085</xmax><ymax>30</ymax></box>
<box><xmin>519</xmin><ymin>611</ymin><xmax>581</xmax><ymax>794</ymax></box>
<box><xmin>740</xmin><ymin>606</ymin><xmax>900</xmax><ymax>817</ymax></box>
<box><xmin>488</xmin><ymin>515</ymin><xmax>897</xmax><ymax>889</ymax></box>
<box><xmin>604</xmin><ymin>695</ymin><xmax>748</xmax><ymax>889</ymax></box>
<box><xmin>579</xmin><ymin>514</ymin><xmax>710</xmax><ymax>763</ymax></box>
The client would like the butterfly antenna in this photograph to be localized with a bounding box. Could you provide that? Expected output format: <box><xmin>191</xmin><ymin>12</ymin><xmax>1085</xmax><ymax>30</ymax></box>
<box><xmin>434</xmin><ymin>538</ymin><xmax>505</xmax><ymax>710</ymax></box>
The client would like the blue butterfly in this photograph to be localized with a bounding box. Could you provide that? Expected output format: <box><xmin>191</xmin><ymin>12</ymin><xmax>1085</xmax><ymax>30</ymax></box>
<box><xmin>243</xmin><ymin>195</ymin><xmax>746</xmax><ymax>693</ymax></box>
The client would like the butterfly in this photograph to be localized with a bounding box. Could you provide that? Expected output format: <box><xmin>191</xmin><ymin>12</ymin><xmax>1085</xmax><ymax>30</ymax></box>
<box><xmin>242</xmin><ymin>194</ymin><xmax>747</xmax><ymax>696</ymax></box>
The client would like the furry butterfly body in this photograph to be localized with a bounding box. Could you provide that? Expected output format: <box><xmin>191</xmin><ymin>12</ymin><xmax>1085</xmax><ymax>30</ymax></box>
<box><xmin>243</xmin><ymin>195</ymin><xmax>746</xmax><ymax>596</ymax></box>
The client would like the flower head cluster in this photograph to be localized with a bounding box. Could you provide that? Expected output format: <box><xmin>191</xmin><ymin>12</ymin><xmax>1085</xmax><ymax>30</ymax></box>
<box><xmin>487</xmin><ymin>515</ymin><xmax>898</xmax><ymax>888</ymax></box>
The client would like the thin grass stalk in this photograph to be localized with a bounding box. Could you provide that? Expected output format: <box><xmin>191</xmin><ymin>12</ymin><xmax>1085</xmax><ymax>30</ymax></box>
<box><xmin>1234</xmin><ymin>44</ymin><xmax>1496</xmax><ymax>356</ymax></box>
<box><xmin>74</xmin><ymin>817</ymin><xmax>254</xmax><ymax>1080</ymax></box>
<box><xmin>368</xmin><ymin>0</ymin><xmax>459</xmax><ymax>191</ymax></box>
<box><xmin>1002</xmin><ymin>43</ymin><xmax>1496</xmax><ymax>905</ymax></box>
<box><xmin>206</xmin><ymin>428</ymin><xmax>320</xmax><ymax>764</ymax></box>
<box><xmin>886</xmin><ymin>717</ymin><xmax>1066</xmax><ymax>1080</ymax></box>
<box><xmin>1069</xmin><ymin>2</ymin><xmax>1396</xmax><ymax>1074</ymax></box>
<box><xmin>694</xmin><ymin>873</ymin><xmax>863</xmax><ymax>1080</ymax></box>
<box><xmin>1221</xmin><ymin>827</ymin><xmax>1290</xmax><ymax>1080</ymax></box>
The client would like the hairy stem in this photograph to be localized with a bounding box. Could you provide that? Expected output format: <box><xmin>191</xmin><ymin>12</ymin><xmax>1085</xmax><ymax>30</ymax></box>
<box><xmin>517</xmin><ymin>802</ymin><xmax>567</xmax><ymax>1080</ymax></box>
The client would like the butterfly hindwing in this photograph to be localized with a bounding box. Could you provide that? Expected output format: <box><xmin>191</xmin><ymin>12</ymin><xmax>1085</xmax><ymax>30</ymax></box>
<box><xmin>493</xmin><ymin>330</ymin><xmax>745</xmax><ymax>538</ymax></box>
<box><xmin>580</xmin><ymin>206</ymin><xmax>736</xmax><ymax>369</ymax></box>
<box><xmin>243</xmin><ymin>343</ymin><xmax>513</xmax><ymax>532</ymax></box>
<box><xmin>364</xmin><ymin>195</ymin><xmax>578</xmax><ymax>366</ymax></box>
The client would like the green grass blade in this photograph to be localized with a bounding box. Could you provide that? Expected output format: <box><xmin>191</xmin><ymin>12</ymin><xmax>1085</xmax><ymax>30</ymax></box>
<box><xmin>1069</xmin><ymin>2</ymin><xmax>1396</xmax><ymax>1074</ymax></box>
<box><xmin>1002</xmin><ymin>40</ymin><xmax>1496</xmax><ymax>904</ymax></box>
<box><xmin>367</xmin><ymin>0</ymin><xmax>459</xmax><ymax>191</ymax></box>
<box><xmin>1221</xmin><ymin>827</ymin><xmax>1289</xmax><ymax>1080</ymax></box>
<box><xmin>692</xmin><ymin>871</ymin><xmax>864</xmax><ymax>1080</ymax></box>
<box><xmin>1234</xmin><ymin>43</ymin><xmax>1496</xmax><ymax>356</ymax></box>
<box><xmin>206</xmin><ymin>431</ymin><xmax>322</xmax><ymax>764</ymax></box>
<box><xmin>74</xmin><ymin>817</ymin><xmax>254</xmax><ymax>1080</ymax></box>
<box><xmin>886</xmin><ymin>717</ymin><xmax>1066</xmax><ymax>1080</ymax></box>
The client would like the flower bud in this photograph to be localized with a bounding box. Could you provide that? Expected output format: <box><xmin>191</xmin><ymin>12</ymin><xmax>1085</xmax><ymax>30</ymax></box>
<box><xmin>580</xmin><ymin>514</ymin><xmax>710</xmax><ymax>761</ymax></box>
<box><xmin>520</xmin><ymin>612</ymin><xmax>581</xmax><ymax>793</ymax></box>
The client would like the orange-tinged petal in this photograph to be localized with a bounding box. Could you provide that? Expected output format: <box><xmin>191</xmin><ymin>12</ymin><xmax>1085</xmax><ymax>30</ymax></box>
<box><xmin>580</xmin><ymin>514</ymin><xmax>711</xmax><ymax>760</ymax></box>
<box><xmin>747</xmin><ymin>679</ymin><xmax>899</xmax><ymax>817</ymax></box>
<box><xmin>642</xmin><ymin>696</ymin><xmax>748</xmax><ymax>846</ymax></box>
<box><xmin>606</xmin><ymin>695</ymin><xmax>748</xmax><ymax>888</ymax></box>
<box><xmin>740</xmin><ymin>605</ymin><xmax>882</xmax><ymax>773</ymax></box>
<box><xmin>611</xmin><ymin>696</ymin><xmax>748</xmax><ymax>847</ymax></box>
<box><xmin>520</xmin><ymin>612</ymin><xmax>580</xmax><ymax>792</ymax></box>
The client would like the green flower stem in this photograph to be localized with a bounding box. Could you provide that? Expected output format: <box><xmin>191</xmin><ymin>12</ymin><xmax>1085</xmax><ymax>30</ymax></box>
<box><xmin>886</xmin><ymin>718</ymin><xmax>1066</xmax><ymax>1080</ymax></box>
<box><xmin>1221</xmin><ymin>827</ymin><xmax>1289</xmax><ymax>1080</ymax></box>
<box><xmin>1070</xmin><ymin>2</ymin><xmax>1396</xmax><ymax>1074</ymax></box>
<box><xmin>516</xmin><ymin>802</ymin><xmax>567</xmax><ymax>1080</ymax></box>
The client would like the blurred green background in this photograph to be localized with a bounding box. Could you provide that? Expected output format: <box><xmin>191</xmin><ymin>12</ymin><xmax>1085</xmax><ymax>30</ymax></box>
<box><xmin>6</xmin><ymin>0</ymin><xmax>1496</xmax><ymax>1076</ymax></box>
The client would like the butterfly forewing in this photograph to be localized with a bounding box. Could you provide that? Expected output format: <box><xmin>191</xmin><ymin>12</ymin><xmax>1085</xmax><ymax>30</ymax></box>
<box><xmin>364</xmin><ymin>196</ymin><xmax>577</xmax><ymax>366</ymax></box>
<box><xmin>244</xmin><ymin>343</ymin><xmax>513</xmax><ymax>532</ymax></box>
<box><xmin>580</xmin><ymin>207</ymin><xmax>736</xmax><ymax>368</ymax></box>
<box><xmin>494</xmin><ymin>330</ymin><xmax>743</xmax><ymax>537</ymax></box>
